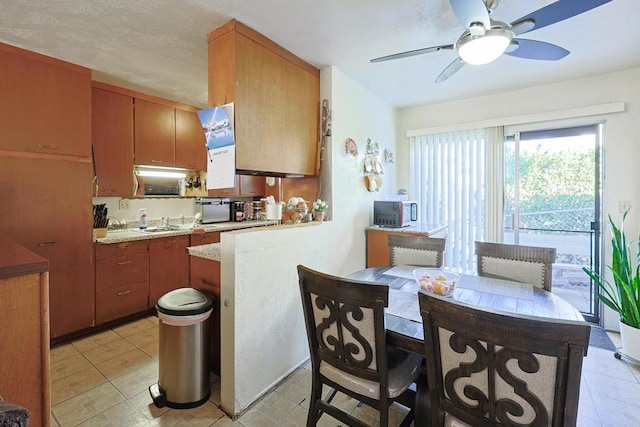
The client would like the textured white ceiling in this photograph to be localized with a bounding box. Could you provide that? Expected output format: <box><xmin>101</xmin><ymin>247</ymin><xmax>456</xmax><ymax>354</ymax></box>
<box><xmin>1</xmin><ymin>0</ymin><xmax>639</xmax><ymax>109</ymax></box>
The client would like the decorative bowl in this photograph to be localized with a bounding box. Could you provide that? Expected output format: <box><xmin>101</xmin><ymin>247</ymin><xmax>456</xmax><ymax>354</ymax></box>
<box><xmin>413</xmin><ymin>268</ymin><xmax>459</xmax><ymax>297</ymax></box>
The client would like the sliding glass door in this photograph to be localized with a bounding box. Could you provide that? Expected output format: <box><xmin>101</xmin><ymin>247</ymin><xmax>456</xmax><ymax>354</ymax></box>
<box><xmin>504</xmin><ymin>125</ymin><xmax>602</xmax><ymax>323</ymax></box>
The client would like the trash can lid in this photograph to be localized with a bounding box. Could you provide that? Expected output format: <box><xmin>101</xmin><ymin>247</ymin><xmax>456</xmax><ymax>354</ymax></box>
<box><xmin>156</xmin><ymin>288</ymin><xmax>214</xmax><ymax>316</ymax></box>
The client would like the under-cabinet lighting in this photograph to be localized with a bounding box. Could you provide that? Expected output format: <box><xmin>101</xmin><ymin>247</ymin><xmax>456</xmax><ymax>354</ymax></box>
<box><xmin>135</xmin><ymin>166</ymin><xmax>188</xmax><ymax>179</ymax></box>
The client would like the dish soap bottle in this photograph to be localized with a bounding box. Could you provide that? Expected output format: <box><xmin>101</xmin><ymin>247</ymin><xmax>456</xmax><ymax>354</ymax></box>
<box><xmin>139</xmin><ymin>208</ymin><xmax>148</xmax><ymax>230</ymax></box>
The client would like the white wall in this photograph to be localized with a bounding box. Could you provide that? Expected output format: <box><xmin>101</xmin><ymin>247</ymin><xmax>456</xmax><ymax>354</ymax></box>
<box><xmin>219</xmin><ymin>65</ymin><xmax>398</xmax><ymax>416</ymax></box>
<box><xmin>396</xmin><ymin>67</ymin><xmax>640</xmax><ymax>330</ymax></box>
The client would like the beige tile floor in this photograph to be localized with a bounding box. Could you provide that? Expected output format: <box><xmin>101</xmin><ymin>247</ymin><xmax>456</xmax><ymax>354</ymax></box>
<box><xmin>50</xmin><ymin>315</ymin><xmax>640</xmax><ymax>427</ymax></box>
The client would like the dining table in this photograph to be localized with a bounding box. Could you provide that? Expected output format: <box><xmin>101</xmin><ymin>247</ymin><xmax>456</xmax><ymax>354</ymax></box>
<box><xmin>348</xmin><ymin>265</ymin><xmax>586</xmax><ymax>425</ymax></box>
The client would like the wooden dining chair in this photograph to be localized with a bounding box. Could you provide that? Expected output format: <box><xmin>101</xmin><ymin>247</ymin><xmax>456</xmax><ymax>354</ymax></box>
<box><xmin>474</xmin><ymin>241</ymin><xmax>556</xmax><ymax>291</ymax></box>
<box><xmin>297</xmin><ymin>265</ymin><xmax>422</xmax><ymax>427</ymax></box>
<box><xmin>387</xmin><ymin>234</ymin><xmax>446</xmax><ymax>267</ymax></box>
<box><xmin>418</xmin><ymin>291</ymin><xmax>590</xmax><ymax>426</ymax></box>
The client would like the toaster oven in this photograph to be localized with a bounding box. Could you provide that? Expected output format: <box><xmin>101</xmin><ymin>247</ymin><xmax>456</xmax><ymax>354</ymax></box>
<box><xmin>195</xmin><ymin>197</ymin><xmax>231</xmax><ymax>224</ymax></box>
<box><xmin>373</xmin><ymin>201</ymin><xmax>418</xmax><ymax>227</ymax></box>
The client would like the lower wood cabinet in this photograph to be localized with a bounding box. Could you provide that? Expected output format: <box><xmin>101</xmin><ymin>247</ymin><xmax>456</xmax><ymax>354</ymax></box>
<box><xmin>0</xmin><ymin>239</ymin><xmax>51</xmax><ymax>427</ymax></box>
<box><xmin>190</xmin><ymin>232</ymin><xmax>221</xmax><ymax>247</ymax></box>
<box><xmin>149</xmin><ymin>235</ymin><xmax>190</xmax><ymax>306</ymax></box>
<box><xmin>190</xmin><ymin>256</ymin><xmax>221</xmax><ymax>373</ymax></box>
<box><xmin>95</xmin><ymin>241</ymin><xmax>149</xmax><ymax>324</ymax></box>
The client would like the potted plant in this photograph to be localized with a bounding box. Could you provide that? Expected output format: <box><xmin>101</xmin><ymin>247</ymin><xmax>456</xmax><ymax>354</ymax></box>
<box><xmin>312</xmin><ymin>199</ymin><xmax>328</xmax><ymax>222</ymax></box>
<box><xmin>583</xmin><ymin>208</ymin><xmax>640</xmax><ymax>360</ymax></box>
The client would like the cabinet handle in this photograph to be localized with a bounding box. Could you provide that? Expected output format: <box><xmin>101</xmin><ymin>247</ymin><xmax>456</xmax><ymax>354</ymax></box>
<box><xmin>39</xmin><ymin>241</ymin><xmax>58</xmax><ymax>246</ymax></box>
<box><xmin>201</xmin><ymin>279</ymin><xmax>215</xmax><ymax>287</ymax></box>
<box><xmin>150</xmin><ymin>160</ymin><xmax>163</xmax><ymax>164</ymax></box>
<box><xmin>117</xmin><ymin>290</ymin><xmax>131</xmax><ymax>296</ymax></box>
<box><xmin>117</xmin><ymin>260</ymin><xmax>131</xmax><ymax>265</ymax></box>
<box><xmin>36</xmin><ymin>144</ymin><xmax>59</xmax><ymax>150</ymax></box>
<box><xmin>104</xmin><ymin>189</ymin><xmax>116</xmax><ymax>194</ymax></box>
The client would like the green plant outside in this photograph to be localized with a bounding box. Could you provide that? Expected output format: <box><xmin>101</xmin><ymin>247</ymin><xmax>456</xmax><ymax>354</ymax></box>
<box><xmin>583</xmin><ymin>208</ymin><xmax>640</xmax><ymax>329</ymax></box>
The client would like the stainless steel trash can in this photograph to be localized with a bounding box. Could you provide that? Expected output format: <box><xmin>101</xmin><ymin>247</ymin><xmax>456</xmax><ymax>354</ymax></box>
<box><xmin>149</xmin><ymin>288</ymin><xmax>214</xmax><ymax>409</ymax></box>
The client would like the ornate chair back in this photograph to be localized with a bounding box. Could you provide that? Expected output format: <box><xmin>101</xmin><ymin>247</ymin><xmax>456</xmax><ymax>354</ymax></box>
<box><xmin>298</xmin><ymin>265</ymin><xmax>421</xmax><ymax>427</ymax></box>
<box><xmin>419</xmin><ymin>291</ymin><xmax>590</xmax><ymax>426</ymax></box>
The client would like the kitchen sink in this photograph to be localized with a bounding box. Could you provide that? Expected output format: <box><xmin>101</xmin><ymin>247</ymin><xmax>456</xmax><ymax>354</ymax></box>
<box><xmin>136</xmin><ymin>226</ymin><xmax>186</xmax><ymax>233</ymax></box>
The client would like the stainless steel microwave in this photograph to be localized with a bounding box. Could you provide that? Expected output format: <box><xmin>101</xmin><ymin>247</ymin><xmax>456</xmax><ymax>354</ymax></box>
<box><xmin>195</xmin><ymin>197</ymin><xmax>231</xmax><ymax>224</ymax></box>
<box><xmin>373</xmin><ymin>201</ymin><xmax>418</xmax><ymax>227</ymax></box>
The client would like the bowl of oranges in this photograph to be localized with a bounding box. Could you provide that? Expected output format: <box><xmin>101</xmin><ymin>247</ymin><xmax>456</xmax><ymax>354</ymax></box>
<box><xmin>413</xmin><ymin>268</ymin><xmax>459</xmax><ymax>297</ymax></box>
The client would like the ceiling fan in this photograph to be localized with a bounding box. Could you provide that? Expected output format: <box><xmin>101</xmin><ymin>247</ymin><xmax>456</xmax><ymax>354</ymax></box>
<box><xmin>370</xmin><ymin>0</ymin><xmax>613</xmax><ymax>82</ymax></box>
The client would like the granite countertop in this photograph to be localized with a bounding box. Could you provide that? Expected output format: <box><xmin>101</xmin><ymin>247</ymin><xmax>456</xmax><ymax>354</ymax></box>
<box><xmin>366</xmin><ymin>222</ymin><xmax>448</xmax><ymax>235</ymax></box>
<box><xmin>95</xmin><ymin>220</ymin><xmax>277</xmax><ymax>244</ymax></box>
<box><xmin>187</xmin><ymin>243</ymin><xmax>221</xmax><ymax>261</ymax></box>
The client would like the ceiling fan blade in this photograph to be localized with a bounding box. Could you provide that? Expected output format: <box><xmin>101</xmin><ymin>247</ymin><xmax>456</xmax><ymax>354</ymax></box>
<box><xmin>450</xmin><ymin>0</ymin><xmax>491</xmax><ymax>29</ymax></box>
<box><xmin>511</xmin><ymin>0</ymin><xmax>613</xmax><ymax>36</ymax></box>
<box><xmin>435</xmin><ymin>57</ymin><xmax>465</xmax><ymax>83</ymax></box>
<box><xmin>370</xmin><ymin>44</ymin><xmax>454</xmax><ymax>63</ymax></box>
<box><xmin>505</xmin><ymin>39</ymin><xmax>570</xmax><ymax>60</ymax></box>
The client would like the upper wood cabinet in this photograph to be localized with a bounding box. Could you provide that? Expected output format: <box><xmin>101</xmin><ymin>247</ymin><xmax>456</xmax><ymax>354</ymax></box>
<box><xmin>207</xmin><ymin>20</ymin><xmax>320</xmax><ymax>176</ymax></box>
<box><xmin>134</xmin><ymin>98</ymin><xmax>176</xmax><ymax>166</ymax></box>
<box><xmin>0</xmin><ymin>43</ymin><xmax>91</xmax><ymax>157</ymax></box>
<box><xmin>207</xmin><ymin>175</ymin><xmax>265</xmax><ymax>198</ymax></box>
<box><xmin>92</xmin><ymin>86</ymin><xmax>135</xmax><ymax>197</ymax></box>
<box><xmin>175</xmin><ymin>109</ymin><xmax>207</xmax><ymax>171</ymax></box>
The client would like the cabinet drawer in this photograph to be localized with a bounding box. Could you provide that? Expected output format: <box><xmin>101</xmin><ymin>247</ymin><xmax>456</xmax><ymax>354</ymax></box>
<box><xmin>96</xmin><ymin>253</ymin><xmax>149</xmax><ymax>291</ymax></box>
<box><xmin>96</xmin><ymin>281</ymin><xmax>149</xmax><ymax>324</ymax></box>
<box><xmin>96</xmin><ymin>240</ymin><xmax>148</xmax><ymax>260</ymax></box>
<box><xmin>190</xmin><ymin>232</ymin><xmax>221</xmax><ymax>246</ymax></box>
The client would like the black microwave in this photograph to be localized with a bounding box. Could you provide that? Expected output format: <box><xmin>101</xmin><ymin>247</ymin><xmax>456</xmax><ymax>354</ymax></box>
<box><xmin>373</xmin><ymin>201</ymin><xmax>418</xmax><ymax>227</ymax></box>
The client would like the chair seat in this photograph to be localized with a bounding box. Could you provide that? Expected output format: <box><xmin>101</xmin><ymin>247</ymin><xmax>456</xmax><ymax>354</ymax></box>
<box><xmin>320</xmin><ymin>351</ymin><xmax>422</xmax><ymax>400</ymax></box>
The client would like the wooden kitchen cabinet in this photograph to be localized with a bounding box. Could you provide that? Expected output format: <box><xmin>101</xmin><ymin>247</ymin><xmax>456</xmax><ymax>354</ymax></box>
<box><xmin>0</xmin><ymin>239</ymin><xmax>51</xmax><ymax>427</ymax></box>
<box><xmin>190</xmin><ymin>256</ymin><xmax>221</xmax><ymax>373</ymax></box>
<box><xmin>95</xmin><ymin>241</ymin><xmax>149</xmax><ymax>324</ymax></box>
<box><xmin>0</xmin><ymin>155</ymin><xmax>95</xmax><ymax>339</ymax></box>
<box><xmin>239</xmin><ymin>175</ymin><xmax>265</xmax><ymax>197</ymax></box>
<box><xmin>207</xmin><ymin>20</ymin><xmax>320</xmax><ymax>176</ymax></box>
<box><xmin>175</xmin><ymin>108</ymin><xmax>207</xmax><ymax>171</ymax></box>
<box><xmin>208</xmin><ymin>175</ymin><xmax>265</xmax><ymax>198</ymax></box>
<box><xmin>92</xmin><ymin>85</ymin><xmax>135</xmax><ymax>197</ymax></box>
<box><xmin>0</xmin><ymin>42</ymin><xmax>91</xmax><ymax>157</ymax></box>
<box><xmin>149</xmin><ymin>235</ymin><xmax>190</xmax><ymax>306</ymax></box>
<box><xmin>190</xmin><ymin>232</ymin><xmax>221</xmax><ymax>247</ymax></box>
<box><xmin>134</xmin><ymin>98</ymin><xmax>176</xmax><ymax>166</ymax></box>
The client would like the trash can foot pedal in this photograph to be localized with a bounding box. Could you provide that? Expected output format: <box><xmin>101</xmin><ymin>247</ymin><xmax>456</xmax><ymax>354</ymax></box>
<box><xmin>149</xmin><ymin>383</ymin><xmax>167</xmax><ymax>408</ymax></box>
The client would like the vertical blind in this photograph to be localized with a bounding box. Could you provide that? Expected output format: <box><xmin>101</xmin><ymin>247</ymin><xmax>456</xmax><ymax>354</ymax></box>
<box><xmin>410</xmin><ymin>129</ymin><xmax>487</xmax><ymax>271</ymax></box>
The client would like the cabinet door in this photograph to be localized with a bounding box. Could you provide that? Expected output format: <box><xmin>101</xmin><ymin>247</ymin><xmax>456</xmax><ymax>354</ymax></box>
<box><xmin>208</xmin><ymin>176</ymin><xmax>240</xmax><ymax>197</ymax></box>
<box><xmin>234</xmin><ymin>33</ymin><xmax>319</xmax><ymax>176</ymax></box>
<box><xmin>134</xmin><ymin>98</ymin><xmax>175</xmax><ymax>166</ymax></box>
<box><xmin>239</xmin><ymin>175</ymin><xmax>265</xmax><ymax>197</ymax></box>
<box><xmin>190</xmin><ymin>256</ymin><xmax>221</xmax><ymax>373</ymax></box>
<box><xmin>0</xmin><ymin>156</ymin><xmax>95</xmax><ymax>338</ymax></box>
<box><xmin>92</xmin><ymin>88</ymin><xmax>135</xmax><ymax>196</ymax></box>
<box><xmin>208</xmin><ymin>24</ymin><xmax>319</xmax><ymax>176</ymax></box>
<box><xmin>149</xmin><ymin>235</ymin><xmax>190</xmax><ymax>306</ymax></box>
<box><xmin>0</xmin><ymin>47</ymin><xmax>91</xmax><ymax>157</ymax></box>
<box><xmin>175</xmin><ymin>109</ymin><xmax>207</xmax><ymax>171</ymax></box>
<box><xmin>190</xmin><ymin>232</ymin><xmax>221</xmax><ymax>247</ymax></box>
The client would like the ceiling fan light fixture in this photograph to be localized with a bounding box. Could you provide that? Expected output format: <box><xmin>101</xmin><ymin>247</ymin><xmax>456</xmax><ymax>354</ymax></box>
<box><xmin>457</xmin><ymin>25</ymin><xmax>513</xmax><ymax>65</ymax></box>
